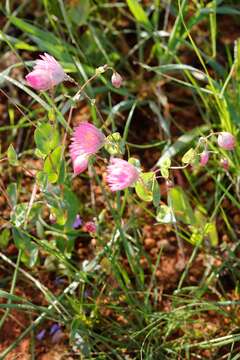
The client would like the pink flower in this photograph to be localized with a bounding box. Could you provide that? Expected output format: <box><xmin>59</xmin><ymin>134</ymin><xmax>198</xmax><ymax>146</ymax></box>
<box><xmin>69</xmin><ymin>122</ymin><xmax>105</xmax><ymax>175</ymax></box>
<box><xmin>111</xmin><ymin>72</ymin><xmax>123</xmax><ymax>88</ymax></box>
<box><xmin>25</xmin><ymin>53</ymin><xmax>66</xmax><ymax>91</ymax></box>
<box><xmin>106</xmin><ymin>158</ymin><xmax>140</xmax><ymax>191</ymax></box>
<box><xmin>84</xmin><ymin>221</ymin><xmax>96</xmax><ymax>233</ymax></box>
<box><xmin>217</xmin><ymin>132</ymin><xmax>236</xmax><ymax>150</ymax></box>
<box><xmin>200</xmin><ymin>151</ymin><xmax>209</xmax><ymax>166</ymax></box>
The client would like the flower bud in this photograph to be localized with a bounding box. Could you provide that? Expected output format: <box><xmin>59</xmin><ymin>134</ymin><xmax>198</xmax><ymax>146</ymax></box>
<box><xmin>217</xmin><ymin>132</ymin><xmax>236</xmax><ymax>150</ymax></box>
<box><xmin>200</xmin><ymin>151</ymin><xmax>209</xmax><ymax>166</ymax></box>
<box><xmin>83</xmin><ymin>221</ymin><xmax>97</xmax><ymax>233</ymax></box>
<box><xmin>111</xmin><ymin>72</ymin><xmax>123</xmax><ymax>88</ymax></box>
<box><xmin>166</xmin><ymin>180</ymin><xmax>174</xmax><ymax>189</ymax></box>
<box><xmin>220</xmin><ymin>158</ymin><xmax>229</xmax><ymax>170</ymax></box>
<box><xmin>49</xmin><ymin>213</ymin><xmax>56</xmax><ymax>224</ymax></box>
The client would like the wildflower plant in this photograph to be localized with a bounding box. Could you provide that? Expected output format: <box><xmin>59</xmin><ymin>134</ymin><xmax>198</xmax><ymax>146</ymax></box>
<box><xmin>1</xmin><ymin>1</ymin><xmax>240</xmax><ymax>357</ymax></box>
<box><xmin>4</xmin><ymin>52</ymin><xmax>238</xmax><ymax>264</ymax></box>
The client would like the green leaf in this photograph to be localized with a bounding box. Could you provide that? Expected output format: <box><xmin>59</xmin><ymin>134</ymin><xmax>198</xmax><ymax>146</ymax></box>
<box><xmin>156</xmin><ymin>205</ymin><xmax>176</xmax><ymax>224</ymax></box>
<box><xmin>7</xmin><ymin>144</ymin><xmax>18</xmax><ymax>166</ymax></box>
<box><xmin>189</xmin><ymin>229</ymin><xmax>203</xmax><ymax>245</ymax></box>
<box><xmin>104</xmin><ymin>132</ymin><xmax>124</xmax><ymax>155</ymax></box>
<box><xmin>0</xmin><ymin>229</ymin><xmax>10</xmax><ymax>248</ymax></box>
<box><xmin>7</xmin><ymin>183</ymin><xmax>18</xmax><ymax>206</ymax></box>
<box><xmin>128</xmin><ymin>157</ymin><xmax>141</xmax><ymax>170</ymax></box>
<box><xmin>152</xmin><ymin>178</ymin><xmax>160</xmax><ymax>207</ymax></box>
<box><xmin>11</xmin><ymin>203</ymin><xmax>28</xmax><ymax>227</ymax></box>
<box><xmin>12</xmin><ymin>228</ymin><xmax>39</xmax><ymax>267</ymax></box>
<box><xmin>43</xmin><ymin>146</ymin><xmax>62</xmax><ymax>183</ymax></box>
<box><xmin>168</xmin><ymin>186</ymin><xmax>195</xmax><ymax>224</ymax></box>
<box><xmin>161</xmin><ymin>167</ymin><xmax>169</xmax><ymax>179</ymax></box>
<box><xmin>34</xmin><ymin>123</ymin><xmax>59</xmax><ymax>155</ymax></box>
<box><xmin>159</xmin><ymin>157</ymin><xmax>171</xmax><ymax>179</ymax></box>
<box><xmin>204</xmin><ymin>222</ymin><xmax>218</xmax><ymax>247</ymax></box>
<box><xmin>63</xmin><ymin>187</ymin><xmax>80</xmax><ymax>227</ymax></box>
<box><xmin>21</xmin><ymin>245</ymin><xmax>39</xmax><ymax>268</ymax></box>
<box><xmin>35</xmin><ymin>148</ymin><xmax>46</xmax><ymax>159</ymax></box>
<box><xmin>182</xmin><ymin>148</ymin><xmax>196</xmax><ymax>164</ymax></box>
<box><xmin>51</xmin><ymin>206</ymin><xmax>67</xmax><ymax>226</ymax></box>
<box><xmin>36</xmin><ymin>171</ymin><xmax>48</xmax><ymax>191</ymax></box>
<box><xmin>68</xmin><ymin>0</ymin><xmax>90</xmax><ymax>25</ymax></box>
<box><xmin>135</xmin><ymin>172</ymin><xmax>155</xmax><ymax>202</ymax></box>
<box><xmin>126</xmin><ymin>0</ymin><xmax>152</xmax><ymax>29</ymax></box>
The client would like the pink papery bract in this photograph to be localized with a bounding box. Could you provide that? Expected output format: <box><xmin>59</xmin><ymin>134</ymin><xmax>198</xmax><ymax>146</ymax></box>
<box><xmin>69</xmin><ymin>122</ymin><xmax>105</xmax><ymax>175</ymax></box>
<box><xmin>25</xmin><ymin>53</ymin><xmax>65</xmax><ymax>91</ymax></box>
<box><xmin>217</xmin><ymin>132</ymin><xmax>236</xmax><ymax>150</ymax></box>
<box><xmin>106</xmin><ymin>158</ymin><xmax>140</xmax><ymax>191</ymax></box>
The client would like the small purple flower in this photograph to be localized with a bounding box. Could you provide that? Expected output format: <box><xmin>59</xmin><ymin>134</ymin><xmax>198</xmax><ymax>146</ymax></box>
<box><xmin>49</xmin><ymin>323</ymin><xmax>61</xmax><ymax>336</ymax></box>
<box><xmin>217</xmin><ymin>132</ymin><xmax>236</xmax><ymax>150</ymax></box>
<box><xmin>72</xmin><ymin>214</ymin><xmax>82</xmax><ymax>229</ymax></box>
<box><xmin>54</xmin><ymin>276</ymin><xmax>65</xmax><ymax>286</ymax></box>
<box><xmin>200</xmin><ymin>151</ymin><xmax>209</xmax><ymax>166</ymax></box>
<box><xmin>36</xmin><ymin>329</ymin><xmax>46</xmax><ymax>341</ymax></box>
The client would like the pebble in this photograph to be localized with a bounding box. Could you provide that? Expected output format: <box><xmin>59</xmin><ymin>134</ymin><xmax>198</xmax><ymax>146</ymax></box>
<box><xmin>233</xmin><ymin>214</ymin><xmax>240</xmax><ymax>224</ymax></box>
<box><xmin>144</xmin><ymin>238</ymin><xmax>156</xmax><ymax>249</ymax></box>
<box><xmin>157</xmin><ymin>239</ymin><xmax>175</xmax><ymax>252</ymax></box>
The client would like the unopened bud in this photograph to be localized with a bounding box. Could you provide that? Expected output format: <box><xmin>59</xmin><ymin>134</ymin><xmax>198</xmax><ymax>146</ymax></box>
<box><xmin>217</xmin><ymin>132</ymin><xmax>236</xmax><ymax>150</ymax></box>
<box><xmin>200</xmin><ymin>151</ymin><xmax>209</xmax><ymax>166</ymax></box>
<box><xmin>166</xmin><ymin>180</ymin><xmax>174</xmax><ymax>189</ymax></box>
<box><xmin>220</xmin><ymin>158</ymin><xmax>229</xmax><ymax>170</ymax></box>
<box><xmin>49</xmin><ymin>213</ymin><xmax>56</xmax><ymax>224</ymax></box>
<box><xmin>111</xmin><ymin>72</ymin><xmax>123</xmax><ymax>88</ymax></box>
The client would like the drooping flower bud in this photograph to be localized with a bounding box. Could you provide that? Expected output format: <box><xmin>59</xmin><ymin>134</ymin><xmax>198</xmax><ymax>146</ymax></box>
<box><xmin>220</xmin><ymin>158</ymin><xmax>229</xmax><ymax>170</ymax></box>
<box><xmin>217</xmin><ymin>132</ymin><xmax>236</xmax><ymax>150</ymax></box>
<box><xmin>111</xmin><ymin>72</ymin><xmax>123</xmax><ymax>88</ymax></box>
<box><xmin>200</xmin><ymin>151</ymin><xmax>209</xmax><ymax>166</ymax></box>
<box><xmin>26</xmin><ymin>53</ymin><xmax>66</xmax><ymax>91</ymax></box>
